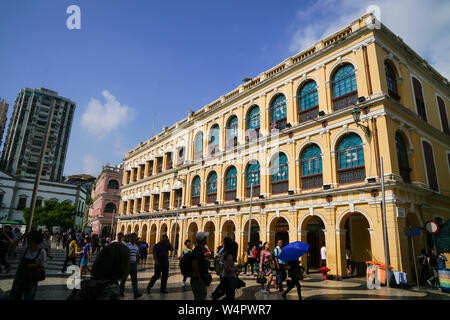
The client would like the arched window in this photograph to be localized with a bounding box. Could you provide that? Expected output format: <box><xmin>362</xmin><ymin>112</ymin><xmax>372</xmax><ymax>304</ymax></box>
<box><xmin>332</xmin><ymin>64</ymin><xmax>357</xmax><ymax>111</ymax></box>
<box><xmin>209</xmin><ymin>125</ymin><xmax>220</xmax><ymax>155</ymax></box>
<box><xmin>207</xmin><ymin>172</ymin><xmax>217</xmax><ymax>203</ymax></box>
<box><xmin>385</xmin><ymin>61</ymin><xmax>399</xmax><ymax>100</ymax></box>
<box><xmin>225</xmin><ymin>166</ymin><xmax>237</xmax><ymax>201</ymax></box>
<box><xmin>271</xmin><ymin>153</ymin><xmax>289</xmax><ymax>194</ymax></box>
<box><xmin>300</xmin><ymin>144</ymin><xmax>323</xmax><ymax>189</ymax></box>
<box><xmin>246</xmin><ymin>106</ymin><xmax>260</xmax><ymax>140</ymax></box>
<box><xmin>270</xmin><ymin>94</ymin><xmax>287</xmax><ymax>130</ymax></box>
<box><xmin>412</xmin><ymin>77</ymin><xmax>427</xmax><ymax>122</ymax></box>
<box><xmin>336</xmin><ymin>133</ymin><xmax>365</xmax><ymax>184</ymax></box>
<box><xmin>104</xmin><ymin>202</ymin><xmax>117</xmax><ymax>214</ymax></box>
<box><xmin>246</xmin><ymin>161</ymin><xmax>260</xmax><ymax>197</ymax></box>
<box><xmin>422</xmin><ymin>141</ymin><xmax>439</xmax><ymax>192</ymax></box>
<box><xmin>107</xmin><ymin>179</ymin><xmax>119</xmax><ymax>190</ymax></box>
<box><xmin>191</xmin><ymin>176</ymin><xmax>201</xmax><ymax>205</ymax></box>
<box><xmin>298</xmin><ymin>81</ymin><xmax>319</xmax><ymax>123</ymax></box>
<box><xmin>437</xmin><ymin>96</ymin><xmax>450</xmax><ymax>135</ymax></box>
<box><xmin>395</xmin><ymin>132</ymin><xmax>411</xmax><ymax>183</ymax></box>
<box><xmin>226</xmin><ymin>116</ymin><xmax>238</xmax><ymax>148</ymax></box>
<box><xmin>194</xmin><ymin>132</ymin><xmax>203</xmax><ymax>161</ymax></box>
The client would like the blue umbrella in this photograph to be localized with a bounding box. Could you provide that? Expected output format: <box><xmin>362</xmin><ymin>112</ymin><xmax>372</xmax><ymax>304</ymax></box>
<box><xmin>279</xmin><ymin>241</ymin><xmax>310</xmax><ymax>262</ymax></box>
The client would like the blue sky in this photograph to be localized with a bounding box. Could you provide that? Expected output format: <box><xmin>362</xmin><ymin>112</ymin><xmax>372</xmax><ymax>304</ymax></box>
<box><xmin>0</xmin><ymin>0</ymin><xmax>448</xmax><ymax>177</ymax></box>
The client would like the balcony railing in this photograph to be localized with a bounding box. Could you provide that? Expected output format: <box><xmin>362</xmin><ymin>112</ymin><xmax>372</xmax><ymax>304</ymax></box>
<box><xmin>298</xmin><ymin>106</ymin><xmax>319</xmax><ymax>123</ymax></box>
<box><xmin>332</xmin><ymin>91</ymin><xmax>357</xmax><ymax>111</ymax></box>
<box><xmin>207</xmin><ymin>193</ymin><xmax>217</xmax><ymax>203</ymax></box>
<box><xmin>337</xmin><ymin>166</ymin><xmax>366</xmax><ymax>184</ymax></box>
<box><xmin>301</xmin><ymin>173</ymin><xmax>323</xmax><ymax>190</ymax></box>
<box><xmin>246</xmin><ymin>185</ymin><xmax>260</xmax><ymax>198</ymax></box>
<box><xmin>271</xmin><ymin>180</ymin><xmax>288</xmax><ymax>194</ymax></box>
<box><xmin>224</xmin><ymin>190</ymin><xmax>236</xmax><ymax>201</ymax></box>
<box><xmin>191</xmin><ymin>196</ymin><xmax>200</xmax><ymax>206</ymax></box>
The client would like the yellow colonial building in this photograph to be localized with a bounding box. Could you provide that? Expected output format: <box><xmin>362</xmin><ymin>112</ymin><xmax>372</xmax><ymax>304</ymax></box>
<box><xmin>117</xmin><ymin>13</ymin><xmax>450</xmax><ymax>279</ymax></box>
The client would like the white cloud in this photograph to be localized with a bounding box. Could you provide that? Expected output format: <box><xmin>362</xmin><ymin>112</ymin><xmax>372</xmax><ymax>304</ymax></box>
<box><xmin>288</xmin><ymin>0</ymin><xmax>450</xmax><ymax>79</ymax></box>
<box><xmin>81</xmin><ymin>90</ymin><xmax>135</xmax><ymax>140</ymax></box>
<box><xmin>82</xmin><ymin>154</ymin><xmax>101</xmax><ymax>176</ymax></box>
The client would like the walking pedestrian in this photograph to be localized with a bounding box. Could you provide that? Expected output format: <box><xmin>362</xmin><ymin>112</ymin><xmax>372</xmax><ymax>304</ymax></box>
<box><xmin>221</xmin><ymin>240</ymin><xmax>241</xmax><ymax>300</ymax></box>
<box><xmin>418</xmin><ymin>249</ymin><xmax>429</xmax><ymax>284</ymax></box>
<box><xmin>67</xmin><ymin>242</ymin><xmax>130</xmax><ymax>300</ymax></box>
<box><xmin>273</xmin><ymin>239</ymin><xmax>286</xmax><ymax>292</ymax></box>
<box><xmin>346</xmin><ymin>248</ymin><xmax>352</xmax><ymax>275</ymax></box>
<box><xmin>56</xmin><ymin>232</ymin><xmax>62</xmax><ymax>250</ymax></box>
<box><xmin>320</xmin><ymin>244</ymin><xmax>326</xmax><ymax>267</ymax></box>
<box><xmin>61</xmin><ymin>233</ymin><xmax>78</xmax><ymax>273</ymax></box>
<box><xmin>259</xmin><ymin>242</ymin><xmax>273</xmax><ymax>293</ymax></box>
<box><xmin>427</xmin><ymin>249</ymin><xmax>439</xmax><ymax>288</ymax></box>
<box><xmin>211</xmin><ymin>237</ymin><xmax>232</xmax><ymax>300</ymax></box>
<box><xmin>180</xmin><ymin>239</ymin><xmax>192</xmax><ymax>290</ymax></box>
<box><xmin>9</xmin><ymin>230</ymin><xmax>47</xmax><ymax>300</ymax></box>
<box><xmin>281</xmin><ymin>260</ymin><xmax>304</xmax><ymax>300</ymax></box>
<box><xmin>147</xmin><ymin>235</ymin><xmax>173</xmax><ymax>294</ymax></box>
<box><xmin>244</xmin><ymin>243</ymin><xmax>255</xmax><ymax>276</ymax></box>
<box><xmin>139</xmin><ymin>239</ymin><xmax>149</xmax><ymax>264</ymax></box>
<box><xmin>120</xmin><ymin>233</ymin><xmax>142</xmax><ymax>299</ymax></box>
<box><xmin>62</xmin><ymin>232</ymin><xmax>68</xmax><ymax>250</ymax></box>
<box><xmin>77</xmin><ymin>237</ymin><xmax>91</xmax><ymax>277</ymax></box>
<box><xmin>42</xmin><ymin>230</ymin><xmax>53</xmax><ymax>260</ymax></box>
<box><xmin>191</xmin><ymin>232</ymin><xmax>212</xmax><ymax>300</ymax></box>
<box><xmin>0</xmin><ymin>227</ymin><xmax>12</xmax><ymax>274</ymax></box>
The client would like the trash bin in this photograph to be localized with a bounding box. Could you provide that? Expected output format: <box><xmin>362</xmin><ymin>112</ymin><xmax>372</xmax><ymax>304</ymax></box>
<box><xmin>438</xmin><ymin>268</ymin><xmax>450</xmax><ymax>293</ymax></box>
<box><xmin>366</xmin><ymin>261</ymin><xmax>393</xmax><ymax>285</ymax></box>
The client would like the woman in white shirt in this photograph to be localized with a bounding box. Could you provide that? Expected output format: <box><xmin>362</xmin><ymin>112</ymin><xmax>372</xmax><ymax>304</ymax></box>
<box><xmin>9</xmin><ymin>230</ymin><xmax>47</xmax><ymax>300</ymax></box>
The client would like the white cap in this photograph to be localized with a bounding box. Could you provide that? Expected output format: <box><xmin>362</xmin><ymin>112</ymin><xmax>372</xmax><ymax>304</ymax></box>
<box><xmin>195</xmin><ymin>232</ymin><xmax>209</xmax><ymax>241</ymax></box>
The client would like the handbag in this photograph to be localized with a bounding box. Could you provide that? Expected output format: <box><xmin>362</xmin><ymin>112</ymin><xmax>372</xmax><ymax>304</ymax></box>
<box><xmin>231</xmin><ymin>277</ymin><xmax>246</xmax><ymax>289</ymax></box>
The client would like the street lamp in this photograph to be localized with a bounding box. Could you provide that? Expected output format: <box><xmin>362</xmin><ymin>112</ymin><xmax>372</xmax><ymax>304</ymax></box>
<box><xmin>351</xmin><ymin>97</ymin><xmax>371</xmax><ymax>139</ymax></box>
<box><xmin>110</xmin><ymin>208</ymin><xmax>116</xmax><ymax>239</ymax></box>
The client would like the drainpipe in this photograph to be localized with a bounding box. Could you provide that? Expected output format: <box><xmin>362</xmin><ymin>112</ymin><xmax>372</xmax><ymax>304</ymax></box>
<box><xmin>363</xmin><ymin>44</ymin><xmax>381</xmax><ymax>177</ymax></box>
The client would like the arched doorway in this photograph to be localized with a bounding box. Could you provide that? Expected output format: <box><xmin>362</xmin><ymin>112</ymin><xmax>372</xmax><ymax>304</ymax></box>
<box><xmin>270</xmin><ymin>217</ymin><xmax>289</xmax><ymax>249</ymax></box>
<box><xmin>301</xmin><ymin>216</ymin><xmax>326</xmax><ymax>271</ymax></box>
<box><xmin>405</xmin><ymin>212</ymin><xmax>423</xmax><ymax>283</ymax></box>
<box><xmin>221</xmin><ymin>220</ymin><xmax>236</xmax><ymax>242</ymax></box>
<box><xmin>204</xmin><ymin>221</ymin><xmax>216</xmax><ymax>253</ymax></box>
<box><xmin>141</xmin><ymin>224</ymin><xmax>148</xmax><ymax>242</ymax></box>
<box><xmin>120</xmin><ymin>225</ymin><xmax>125</xmax><ymax>234</ymax></box>
<box><xmin>340</xmin><ymin>212</ymin><xmax>372</xmax><ymax>276</ymax></box>
<box><xmin>242</xmin><ymin>219</ymin><xmax>260</xmax><ymax>248</ymax></box>
<box><xmin>134</xmin><ymin>225</ymin><xmax>139</xmax><ymax>235</ymax></box>
<box><xmin>171</xmin><ymin>223</ymin><xmax>180</xmax><ymax>255</ymax></box>
<box><xmin>160</xmin><ymin>224</ymin><xmax>168</xmax><ymax>238</ymax></box>
<box><xmin>187</xmin><ymin>222</ymin><xmax>198</xmax><ymax>243</ymax></box>
<box><xmin>126</xmin><ymin>225</ymin><xmax>132</xmax><ymax>234</ymax></box>
<box><xmin>149</xmin><ymin>224</ymin><xmax>157</xmax><ymax>249</ymax></box>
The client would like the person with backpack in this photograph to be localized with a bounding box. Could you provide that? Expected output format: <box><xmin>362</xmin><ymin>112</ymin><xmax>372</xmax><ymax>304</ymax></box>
<box><xmin>67</xmin><ymin>242</ymin><xmax>130</xmax><ymax>300</ymax></box>
<box><xmin>418</xmin><ymin>249</ymin><xmax>429</xmax><ymax>284</ymax></box>
<box><xmin>147</xmin><ymin>235</ymin><xmax>173</xmax><ymax>294</ymax></box>
<box><xmin>139</xmin><ymin>239</ymin><xmax>149</xmax><ymax>264</ymax></box>
<box><xmin>281</xmin><ymin>260</ymin><xmax>304</xmax><ymax>300</ymax></box>
<box><xmin>190</xmin><ymin>232</ymin><xmax>211</xmax><ymax>300</ymax></box>
<box><xmin>179</xmin><ymin>239</ymin><xmax>192</xmax><ymax>290</ymax></box>
<box><xmin>273</xmin><ymin>239</ymin><xmax>286</xmax><ymax>292</ymax></box>
<box><xmin>9</xmin><ymin>230</ymin><xmax>47</xmax><ymax>300</ymax></box>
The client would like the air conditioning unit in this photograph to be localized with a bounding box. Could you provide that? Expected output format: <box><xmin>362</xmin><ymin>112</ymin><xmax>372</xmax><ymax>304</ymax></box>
<box><xmin>323</xmin><ymin>184</ymin><xmax>331</xmax><ymax>190</ymax></box>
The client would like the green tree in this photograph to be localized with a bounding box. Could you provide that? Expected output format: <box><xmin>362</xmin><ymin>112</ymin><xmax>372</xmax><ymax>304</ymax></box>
<box><xmin>23</xmin><ymin>200</ymin><xmax>77</xmax><ymax>230</ymax></box>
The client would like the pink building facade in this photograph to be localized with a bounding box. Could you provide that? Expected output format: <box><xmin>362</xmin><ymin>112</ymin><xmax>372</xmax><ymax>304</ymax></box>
<box><xmin>89</xmin><ymin>165</ymin><xmax>122</xmax><ymax>236</ymax></box>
